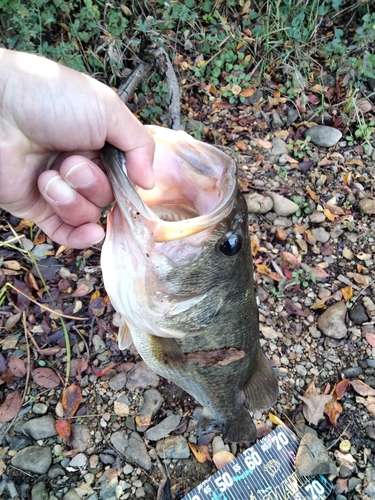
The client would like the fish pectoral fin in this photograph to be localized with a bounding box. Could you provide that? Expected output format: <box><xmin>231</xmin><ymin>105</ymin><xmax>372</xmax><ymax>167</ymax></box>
<box><xmin>148</xmin><ymin>335</ymin><xmax>186</xmax><ymax>367</ymax></box>
<box><xmin>243</xmin><ymin>349</ymin><xmax>279</xmax><ymax>412</ymax></box>
<box><xmin>118</xmin><ymin>318</ymin><xmax>133</xmax><ymax>350</ymax></box>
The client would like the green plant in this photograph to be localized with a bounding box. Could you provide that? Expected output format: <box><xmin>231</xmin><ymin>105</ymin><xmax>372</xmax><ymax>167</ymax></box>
<box><xmin>270</xmin><ymin>287</ymin><xmax>284</xmax><ymax>299</ymax></box>
<box><xmin>287</xmin><ymin>137</ymin><xmax>313</xmax><ymax>160</ymax></box>
<box><xmin>276</xmin><ymin>165</ymin><xmax>288</xmax><ymax>178</ymax></box>
<box><xmin>291</xmin><ymin>195</ymin><xmax>311</xmax><ymax>217</ymax></box>
<box><xmin>292</xmin><ymin>266</ymin><xmax>317</xmax><ymax>288</ymax></box>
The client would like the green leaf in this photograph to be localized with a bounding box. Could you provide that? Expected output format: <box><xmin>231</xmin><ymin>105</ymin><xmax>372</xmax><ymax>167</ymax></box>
<box><xmin>201</xmin><ymin>1</ymin><xmax>212</xmax><ymax>13</ymax></box>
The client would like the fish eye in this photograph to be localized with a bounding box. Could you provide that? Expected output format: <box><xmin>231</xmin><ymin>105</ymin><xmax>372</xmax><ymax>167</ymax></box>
<box><xmin>218</xmin><ymin>233</ymin><xmax>243</xmax><ymax>257</ymax></box>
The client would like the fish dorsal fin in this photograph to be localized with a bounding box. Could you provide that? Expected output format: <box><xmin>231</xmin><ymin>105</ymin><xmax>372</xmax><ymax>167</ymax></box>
<box><xmin>118</xmin><ymin>318</ymin><xmax>133</xmax><ymax>350</ymax></box>
<box><xmin>243</xmin><ymin>349</ymin><xmax>279</xmax><ymax>412</ymax></box>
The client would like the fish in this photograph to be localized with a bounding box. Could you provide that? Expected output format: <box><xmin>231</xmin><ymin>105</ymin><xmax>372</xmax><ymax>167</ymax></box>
<box><xmin>100</xmin><ymin>125</ymin><xmax>278</xmax><ymax>442</ymax></box>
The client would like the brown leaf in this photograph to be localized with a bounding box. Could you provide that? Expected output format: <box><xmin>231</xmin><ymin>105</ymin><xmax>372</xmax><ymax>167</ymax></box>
<box><xmin>281</xmin><ymin>251</ymin><xmax>301</xmax><ymax>269</ymax></box>
<box><xmin>284</xmin><ymin>299</ymin><xmax>309</xmax><ymax>317</ymax></box>
<box><xmin>335</xmin><ymin>478</ymin><xmax>348</xmax><ymax>494</ymax></box>
<box><xmin>257</xmin><ymin>138</ymin><xmax>272</xmax><ymax>149</ymax></box>
<box><xmin>90</xmin><ymin>364</ymin><xmax>117</xmax><ymax>377</ymax></box>
<box><xmin>189</xmin><ymin>443</ymin><xmax>212</xmax><ymax>463</ymax></box>
<box><xmin>324</xmin><ymin>394</ymin><xmax>342</xmax><ymax>426</ymax></box>
<box><xmin>62</xmin><ymin>384</ymin><xmax>82</xmax><ymax>418</ymax></box>
<box><xmin>71</xmin><ymin>358</ymin><xmax>89</xmax><ymax>382</ymax></box>
<box><xmin>299</xmin><ymin>394</ymin><xmax>332</xmax><ymax>425</ymax></box>
<box><xmin>2</xmin><ymin>260</ymin><xmax>21</xmax><ymax>270</ymax></box>
<box><xmin>236</xmin><ymin>140</ymin><xmax>248</xmax><ymax>151</ymax></box>
<box><xmin>335</xmin><ymin>379</ymin><xmax>350</xmax><ymax>399</ymax></box>
<box><xmin>32</xmin><ymin>367</ymin><xmax>61</xmax><ymax>388</ymax></box>
<box><xmin>55</xmin><ymin>419</ymin><xmax>73</xmax><ymax>446</ymax></box>
<box><xmin>71</xmin><ymin>283</ymin><xmax>90</xmax><ymax>297</ymax></box>
<box><xmin>341</xmin><ymin>286</ymin><xmax>353</xmax><ymax>302</ymax></box>
<box><xmin>350</xmin><ymin>379</ymin><xmax>375</xmax><ymax>397</ymax></box>
<box><xmin>0</xmin><ymin>391</ymin><xmax>22</xmax><ymax>422</ymax></box>
<box><xmin>352</xmin><ymin>273</ymin><xmax>368</xmax><ymax>287</ymax></box>
<box><xmin>240</xmin><ymin>87</ymin><xmax>254</xmax><ymax>97</ymax></box>
<box><xmin>5</xmin><ymin>312</ymin><xmax>22</xmax><ymax>332</ymax></box>
<box><xmin>306</xmin><ymin>186</ymin><xmax>319</xmax><ymax>201</ymax></box>
<box><xmin>309</xmin><ymin>267</ymin><xmax>329</xmax><ymax>280</ymax></box>
<box><xmin>8</xmin><ymin>358</ymin><xmax>26</xmax><ymax>378</ymax></box>
<box><xmin>323</xmin><ymin>208</ymin><xmax>335</xmax><ymax>221</ymax></box>
<box><xmin>365</xmin><ymin>332</ymin><xmax>375</xmax><ymax>347</ymax></box>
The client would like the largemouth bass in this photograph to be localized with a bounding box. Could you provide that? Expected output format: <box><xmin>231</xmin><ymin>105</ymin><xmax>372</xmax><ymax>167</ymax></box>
<box><xmin>100</xmin><ymin>126</ymin><xmax>278</xmax><ymax>442</ymax></box>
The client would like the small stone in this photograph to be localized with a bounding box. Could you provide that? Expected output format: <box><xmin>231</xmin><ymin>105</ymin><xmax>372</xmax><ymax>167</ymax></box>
<box><xmin>136</xmin><ymin>388</ymin><xmax>164</xmax><ymax>426</ymax></box>
<box><xmin>32</xmin><ymin>403</ymin><xmax>48</xmax><ymax>415</ymax></box>
<box><xmin>63</xmin><ymin>490</ymin><xmax>81</xmax><ymax>500</ymax></box>
<box><xmin>48</xmin><ymin>464</ymin><xmax>65</xmax><ymax>479</ymax></box>
<box><xmin>296</xmin><ymin>365</ymin><xmax>307</xmax><ymax>377</ymax></box>
<box><xmin>363</xmin><ymin>296</ymin><xmax>375</xmax><ymax>311</ymax></box>
<box><xmin>123</xmin><ymin>463</ymin><xmax>134</xmax><ymax>475</ymax></box>
<box><xmin>11</xmin><ymin>446</ymin><xmax>52</xmax><ymax>474</ymax></box>
<box><xmin>71</xmin><ymin>424</ymin><xmax>91</xmax><ymax>452</ymax></box>
<box><xmin>349</xmin><ymin>303</ymin><xmax>369</xmax><ymax>325</ymax></box>
<box><xmin>126</xmin><ymin>361</ymin><xmax>159</xmax><ymax>391</ymax></box>
<box><xmin>348</xmin><ymin>477</ymin><xmax>362</xmax><ymax>492</ymax></box>
<box><xmin>317</xmin><ymin>302</ymin><xmax>347</xmax><ymax>339</ymax></box>
<box><xmin>311</xmin><ymin>227</ymin><xmax>330</xmax><ymax>243</ymax></box>
<box><xmin>309</xmin><ymin>211</ymin><xmax>326</xmax><ymax>224</ymax></box>
<box><xmin>271</xmin><ymin>112</ymin><xmax>284</xmax><ymax>130</ymax></box>
<box><xmin>244</xmin><ymin>193</ymin><xmax>273</xmax><ymax>214</ymax></box>
<box><xmin>212</xmin><ymin>436</ymin><xmax>229</xmax><ymax>455</ymax></box>
<box><xmin>110</xmin><ymin>431</ymin><xmax>151</xmax><ymax>470</ymax></box>
<box><xmin>31</xmin><ymin>482</ymin><xmax>48</xmax><ymax>500</ymax></box>
<box><xmin>307</xmin><ymin>125</ymin><xmax>342</xmax><ymax>147</ymax></box>
<box><xmin>358</xmin><ymin>198</ymin><xmax>375</xmax><ymax>215</ymax></box>
<box><xmin>248</xmin><ymin>89</ymin><xmax>263</xmax><ymax>104</ymax></box>
<box><xmin>365</xmin><ymin>426</ymin><xmax>375</xmax><ymax>441</ymax></box>
<box><xmin>31</xmin><ymin>243</ymin><xmax>54</xmax><ymax>260</ymax></box>
<box><xmin>273</xmin><ymin>217</ymin><xmax>293</xmax><ymax>227</ymax></box>
<box><xmin>92</xmin><ymin>334</ymin><xmax>105</xmax><ymax>352</ymax></box>
<box><xmin>271</xmin><ymin>137</ymin><xmax>288</xmax><ymax>156</ymax></box>
<box><xmin>69</xmin><ymin>452</ymin><xmax>88</xmax><ymax>469</ymax></box>
<box><xmin>15</xmin><ymin>415</ymin><xmax>57</xmax><ymax>440</ymax></box>
<box><xmin>109</xmin><ymin>372</ymin><xmax>127</xmax><ymax>392</ymax></box>
<box><xmin>339</xmin><ymin>440</ymin><xmax>351</xmax><ymax>453</ymax></box>
<box><xmin>277</xmin><ymin>185</ymin><xmax>300</xmax><ymax>214</ymax></box>
<box><xmin>260</xmin><ymin>325</ymin><xmax>281</xmax><ymax>340</ymax></box>
<box><xmin>341</xmin><ymin>366</ymin><xmax>363</xmax><ymax>378</ymax></box>
<box><xmin>114</xmin><ymin>395</ymin><xmax>130</xmax><ymax>417</ymax></box>
<box><xmin>8</xmin><ymin>434</ymin><xmax>33</xmax><ymax>451</ymax></box>
<box><xmin>156</xmin><ymin>435</ymin><xmax>190</xmax><ymax>459</ymax></box>
<box><xmin>213</xmin><ymin>450</ymin><xmax>236</xmax><ymax>470</ymax></box>
<box><xmin>145</xmin><ymin>414</ymin><xmax>181</xmax><ymax>441</ymax></box>
<box><xmin>99</xmin><ymin>453</ymin><xmax>116</xmax><ymax>465</ymax></box>
<box><xmin>295</xmin><ymin>433</ymin><xmax>337</xmax><ymax>476</ymax></box>
<box><xmin>286</xmin><ymin>107</ymin><xmax>299</xmax><ymax>126</ymax></box>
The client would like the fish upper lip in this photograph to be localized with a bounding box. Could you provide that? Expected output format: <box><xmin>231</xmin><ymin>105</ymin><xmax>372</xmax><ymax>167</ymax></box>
<box><xmin>102</xmin><ymin>139</ymin><xmax>237</xmax><ymax>242</ymax></box>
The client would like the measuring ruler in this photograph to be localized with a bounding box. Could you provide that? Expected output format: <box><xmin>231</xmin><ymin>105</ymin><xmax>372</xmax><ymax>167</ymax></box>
<box><xmin>183</xmin><ymin>426</ymin><xmax>332</xmax><ymax>500</ymax></box>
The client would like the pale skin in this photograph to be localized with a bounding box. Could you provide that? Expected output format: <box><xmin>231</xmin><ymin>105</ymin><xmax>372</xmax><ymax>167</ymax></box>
<box><xmin>0</xmin><ymin>48</ymin><xmax>155</xmax><ymax>248</ymax></box>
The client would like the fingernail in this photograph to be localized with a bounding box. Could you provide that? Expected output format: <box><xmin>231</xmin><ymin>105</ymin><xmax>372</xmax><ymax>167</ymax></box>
<box><xmin>65</xmin><ymin>162</ymin><xmax>95</xmax><ymax>188</ymax></box>
<box><xmin>44</xmin><ymin>176</ymin><xmax>75</xmax><ymax>203</ymax></box>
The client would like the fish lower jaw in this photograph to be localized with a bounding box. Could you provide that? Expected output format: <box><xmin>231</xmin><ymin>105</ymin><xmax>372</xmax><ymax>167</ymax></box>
<box><xmin>150</xmin><ymin>202</ymin><xmax>199</xmax><ymax>222</ymax></box>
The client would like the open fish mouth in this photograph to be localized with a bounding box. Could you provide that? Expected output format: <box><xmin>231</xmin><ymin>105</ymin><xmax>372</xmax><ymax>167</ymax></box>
<box><xmin>101</xmin><ymin>125</ymin><xmax>237</xmax><ymax>242</ymax></box>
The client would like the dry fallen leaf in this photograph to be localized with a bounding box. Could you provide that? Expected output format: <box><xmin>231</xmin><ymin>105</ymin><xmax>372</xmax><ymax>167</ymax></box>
<box><xmin>8</xmin><ymin>358</ymin><xmax>26</xmax><ymax>378</ymax></box>
<box><xmin>257</xmin><ymin>138</ymin><xmax>272</xmax><ymax>149</ymax></box>
<box><xmin>189</xmin><ymin>443</ymin><xmax>212</xmax><ymax>463</ymax></box>
<box><xmin>62</xmin><ymin>384</ymin><xmax>82</xmax><ymax>418</ymax></box>
<box><xmin>5</xmin><ymin>312</ymin><xmax>22</xmax><ymax>331</ymax></box>
<box><xmin>32</xmin><ymin>367</ymin><xmax>61</xmax><ymax>388</ymax></box>
<box><xmin>341</xmin><ymin>286</ymin><xmax>353</xmax><ymax>302</ymax></box>
<box><xmin>299</xmin><ymin>381</ymin><xmax>332</xmax><ymax>425</ymax></box>
<box><xmin>268</xmin><ymin>413</ymin><xmax>284</xmax><ymax>426</ymax></box>
<box><xmin>350</xmin><ymin>379</ymin><xmax>375</xmax><ymax>397</ymax></box>
<box><xmin>0</xmin><ymin>391</ymin><xmax>22</xmax><ymax>422</ymax></box>
<box><xmin>55</xmin><ymin>419</ymin><xmax>73</xmax><ymax>446</ymax></box>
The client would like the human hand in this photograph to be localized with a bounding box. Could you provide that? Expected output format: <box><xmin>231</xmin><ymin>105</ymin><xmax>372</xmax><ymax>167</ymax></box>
<box><xmin>0</xmin><ymin>49</ymin><xmax>155</xmax><ymax>248</ymax></box>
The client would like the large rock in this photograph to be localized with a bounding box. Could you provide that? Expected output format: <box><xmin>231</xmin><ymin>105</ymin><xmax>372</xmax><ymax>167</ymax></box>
<box><xmin>296</xmin><ymin>432</ymin><xmax>337</xmax><ymax>476</ymax></box>
<box><xmin>358</xmin><ymin>199</ymin><xmax>375</xmax><ymax>215</ymax></box>
<box><xmin>306</xmin><ymin>125</ymin><xmax>342</xmax><ymax>147</ymax></box>
<box><xmin>156</xmin><ymin>435</ymin><xmax>190</xmax><ymax>459</ymax></box>
<box><xmin>317</xmin><ymin>302</ymin><xmax>347</xmax><ymax>339</ymax></box>
<box><xmin>268</xmin><ymin>192</ymin><xmax>299</xmax><ymax>216</ymax></box>
<box><xmin>15</xmin><ymin>415</ymin><xmax>57</xmax><ymax>440</ymax></box>
<box><xmin>11</xmin><ymin>446</ymin><xmax>52</xmax><ymax>474</ymax></box>
<box><xmin>244</xmin><ymin>193</ymin><xmax>273</xmax><ymax>214</ymax></box>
